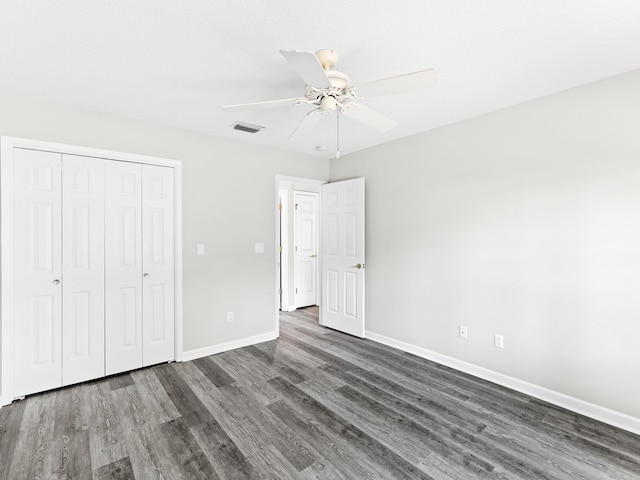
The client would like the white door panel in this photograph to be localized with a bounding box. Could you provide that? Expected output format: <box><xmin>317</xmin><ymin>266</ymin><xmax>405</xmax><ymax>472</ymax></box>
<box><xmin>294</xmin><ymin>192</ymin><xmax>318</xmax><ymax>308</ymax></box>
<box><xmin>62</xmin><ymin>155</ymin><xmax>105</xmax><ymax>385</ymax></box>
<box><xmin>105</xmin><ymin>161</ymin><xmax>143</xmax><ymax>375</ymax></box>
<box><xmin>321</xmin><ymin>178</ymin><xmax>365</xmax><ymax>337</ymax></box>
<box><xmin>142</xmin><ymin>165</ymin><xmax>175</xmax><ymax>366</ymax></box>
<box><xmin>13</xmin><ymin>148</ymin><xmax>63</xmax><ymax>397</ymax></box>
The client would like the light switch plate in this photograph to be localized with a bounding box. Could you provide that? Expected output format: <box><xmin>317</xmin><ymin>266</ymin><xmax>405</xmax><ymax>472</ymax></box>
<box><xmin>197</xmin><ymin>244</ymin><xmax>205</xmax><ymax>255</ymax></box>
<box><xmin>255</xmin><ymin>243</ymin><xmax>264</xmax><ymax>253</ymax></box>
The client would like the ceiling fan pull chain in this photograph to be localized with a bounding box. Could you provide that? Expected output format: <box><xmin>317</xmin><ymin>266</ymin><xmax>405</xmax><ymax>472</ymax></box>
<box><xmin>336</xmin><ymin>107</ymin><xmax>341</xmax><ymax>159</ymax></box>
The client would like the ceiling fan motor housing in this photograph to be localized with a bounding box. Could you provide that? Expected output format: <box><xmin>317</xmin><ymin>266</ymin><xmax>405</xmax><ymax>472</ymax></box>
<box><xmin>327</xmin><ymin>70</ymin><xmax>350</xmax><ymax>89</ymax></box>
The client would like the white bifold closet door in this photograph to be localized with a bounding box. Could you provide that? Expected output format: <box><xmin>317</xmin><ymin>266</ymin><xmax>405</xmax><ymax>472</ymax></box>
<box><xmin>12</xmin><ymin>147</ymin><xmax>175</xmax><ymax>398</ymax></box>
<box><xmin>61</xmin><ymin>154</ymin><xmax>105</xmax><ymax>385</ymax></box>
<box><xmin>105</xmin><ymin>162</ymin><xmax>174</xmax><ymax>375</ymax></box>
<box><xmin>13</xmin><ymin>150</ymin><xmax>105</xmax><ymax>397</ymax></box>
<box><xmin>141</xmin><ymin>165</ymin><xmax>175</xmax><ymax>367</ymax></box>
<box><xmin>13</xmin><ymin>149</ymin><xmax>63</xmax><ymax>397</ymax></box>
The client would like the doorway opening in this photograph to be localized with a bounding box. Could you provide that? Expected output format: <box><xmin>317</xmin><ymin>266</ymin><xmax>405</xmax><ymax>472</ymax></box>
<box><xmin>276</xmin><ymin>176</ymin><xmax>325</xmax><ymax>316</ymax></box>
<box><xmin>275</xmin><ymin>175</ymin><xmax>366</xmax><ymax>339</ymax></box>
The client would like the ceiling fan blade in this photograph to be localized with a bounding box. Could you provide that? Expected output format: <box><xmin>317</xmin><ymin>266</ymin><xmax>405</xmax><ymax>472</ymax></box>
<box><xmin>221</xmin><ymin>97</ymin><xmax>302</xmax><ymax>112</ymax></box>
<box><xmin>356</xmin><ymin>69</ymin><xmax>438</xmax><ymax>98</ymax></box>
<box><xmin>280</xmin><ymin>50</ymin><xmax>331</xmax><ymax>88</ymax></box>
<box><xmin>342</xmin><ymin>103</ymin><xmax>398</xmax><ymax>132</ymax></box>
<box><xmin>289</xmin><ymin>109</ymin><xmax>323</xmax><ymax>141</ymax></box>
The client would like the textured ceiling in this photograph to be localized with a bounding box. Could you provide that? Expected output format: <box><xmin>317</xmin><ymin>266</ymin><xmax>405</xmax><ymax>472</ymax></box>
<box><xmin>1</xmin><ymin>1</ymin><xmax>639</xmax><ymax>158</ymax></box>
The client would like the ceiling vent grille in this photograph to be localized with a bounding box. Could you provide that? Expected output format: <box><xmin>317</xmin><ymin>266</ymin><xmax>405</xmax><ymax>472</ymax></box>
<box><xmin>231</xmin><ymin>121</ymin><xmax>264</xmax><ymax>134</ymax></box>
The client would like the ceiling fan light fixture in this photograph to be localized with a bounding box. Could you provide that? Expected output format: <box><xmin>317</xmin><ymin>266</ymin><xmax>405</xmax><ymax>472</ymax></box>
<box><xmin>320</xmin><ymin>95</ymin><xmax>337</xmax><ymax>112</ymax></box>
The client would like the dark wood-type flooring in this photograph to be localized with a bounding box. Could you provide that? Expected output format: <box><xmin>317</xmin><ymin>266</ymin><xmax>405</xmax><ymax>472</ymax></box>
<box><xmin>1</xmin><ymin>307</ymin><xmax>639</xmax><ymax>479</ymax></box>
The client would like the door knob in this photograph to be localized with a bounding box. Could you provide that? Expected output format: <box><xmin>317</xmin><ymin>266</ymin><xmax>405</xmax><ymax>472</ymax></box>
<box><xmin>143</xmin><ymin>273</ymin><xmax>149</xmax><ymax>278</ymax></box>
<box><xmin>309</xmin><ymin>254</ymin><xmax>317</xmax><ymax>258</ymax></box>
<box><xmin>53</xmin><ymin>279</ymin><xmax>60</xmax><ymax>285</ymax></box>
<box><xmin>352</xmin><ymin>263</ymin><xmax>362</xmax><ymax>269</ymax></box>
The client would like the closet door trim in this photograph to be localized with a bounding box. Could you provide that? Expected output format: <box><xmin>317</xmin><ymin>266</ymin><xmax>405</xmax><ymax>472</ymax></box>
<box><xmin>1</xmin><ymin>136</ymin><xmax>183</xmax><ymax>406</ymax></box>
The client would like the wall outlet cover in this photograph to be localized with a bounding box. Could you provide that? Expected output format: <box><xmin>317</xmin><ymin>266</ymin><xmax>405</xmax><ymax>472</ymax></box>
<box><xmin>459</xmin><ymin>325</ymin><xmax>468</xmax><ymax>339</ymax></box>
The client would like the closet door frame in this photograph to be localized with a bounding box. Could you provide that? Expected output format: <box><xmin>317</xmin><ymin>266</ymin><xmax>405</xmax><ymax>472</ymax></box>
<box><xmin>0</xmin><ymin>136</ymin><xmax>183</xmax><ymax>407</ymax></box>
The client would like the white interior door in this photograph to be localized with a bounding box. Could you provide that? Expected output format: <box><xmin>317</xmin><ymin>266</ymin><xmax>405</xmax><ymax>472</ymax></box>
<box><xmin>142</xmin><ymin>164</ymin><xmax>175</xmax><ymax>366</ymax></box>
<box><xmin>61</xmin><ymin>155</ymin><xmax>105</xmax><ymax>385</ymax></box>
<box><xmin>12</xmin><ymin>148</ymin><xmax>63</xmax><ymax>397</ymax></box>
<box><xmin>294</xmin><ymin>192</ymin><xmax>318</xmax><ymax>308</ymax></box>
<box><xmin>105</xmin><ymin>161</ymin><xmax>143</xmax><ymax>375</ymax></box>
<box><xmin>320</xmin><ymin>178</ymin><xmax>365</xmax><ymax>337</ymax></box>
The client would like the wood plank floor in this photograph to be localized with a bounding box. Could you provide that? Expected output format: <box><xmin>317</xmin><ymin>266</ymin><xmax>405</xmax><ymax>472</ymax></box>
<box><xmin>1</xmin><ymin>307</ymin><xmax>639</xmax><ymax>479</ymax></box>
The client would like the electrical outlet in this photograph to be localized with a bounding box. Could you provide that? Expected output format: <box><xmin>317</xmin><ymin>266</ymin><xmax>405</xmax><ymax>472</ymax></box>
<box><xmin>227</xmin><ymin>311</ymin><xmax>235</xmax><ymax>323</ymax></box>
<box><xmin>459</xmin><ymin>325</ymin><xmax>468</xmax><ymax>339</ymax></box>
<box><xmin>494</xmin><ymin>333</ymin><xmax>504</xmax><ymax>349</ymax></box>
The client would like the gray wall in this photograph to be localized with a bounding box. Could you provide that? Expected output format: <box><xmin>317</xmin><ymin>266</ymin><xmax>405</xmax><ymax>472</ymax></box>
<box><xmin>0</xmin><ymin>91</ymin><xmax>330</xmax><ymax>363</ymax></box>
<box><xmin>329</xmin><ymin>69</ymin><xmax>640</xmax><ymax>419</ymax></box>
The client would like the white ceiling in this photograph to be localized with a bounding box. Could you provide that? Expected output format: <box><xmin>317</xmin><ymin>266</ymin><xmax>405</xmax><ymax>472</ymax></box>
<box><xmin>1</xmin><ymin>1</ymin><xmax>639</xmax><ymax>159</ymax></box>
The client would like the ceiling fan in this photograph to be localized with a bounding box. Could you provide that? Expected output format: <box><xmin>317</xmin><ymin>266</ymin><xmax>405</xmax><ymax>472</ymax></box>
<box><xmin>222</xmin><ymin>49</ymin><xmax>438</xmax><ymax>153</ymax></box>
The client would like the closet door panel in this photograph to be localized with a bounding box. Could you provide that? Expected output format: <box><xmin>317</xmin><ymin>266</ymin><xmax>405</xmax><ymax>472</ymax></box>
<box><xmin>61</xmin><ymin>155</ymin><xmax>105</xmax><ymax>385</ymax></box>
<box><xmin>13</xmin><ymin>148</ymin><xmax>63</xmax><ymax>397</ymax></box>
<box><xmin>142</xmin><ymin>165</ymin><xmax>175</xmax><ymax>366</ymax></box>
<box><xmin>105</xmin><ymin>161</ymin><xmax>143</xmax><ymax>375</ymax></box>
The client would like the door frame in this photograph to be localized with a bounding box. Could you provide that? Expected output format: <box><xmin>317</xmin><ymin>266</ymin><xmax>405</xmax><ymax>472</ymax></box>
<box><xmin>278</xmin><ymin>189</ymin><xmax>289</xmax><ymax>311</ymax></box>
<box><xmin>274</xmin><ymin>175</ymin><xmax>326</xmax><ymax>333</ymax></box>
<box><xmin>1</xmin><ymin>136</ymin><xmax>183</xmax><ymax>406</ymax></box>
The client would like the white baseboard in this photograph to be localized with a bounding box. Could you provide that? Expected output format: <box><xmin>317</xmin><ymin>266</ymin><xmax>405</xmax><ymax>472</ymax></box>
<box><xmin>182</xmin><ymin>330</ymin><xmax>278</xmax><ymax>362</ymax></box>
<box><xmin>365</xmin><ymin>331</ymin><xmax>640</xmax><ymax>436</ymax></box>
<box><xmin>281</xmin><ymin>305</ymin><xmax>296</xmax><ymax>312</ymax></box>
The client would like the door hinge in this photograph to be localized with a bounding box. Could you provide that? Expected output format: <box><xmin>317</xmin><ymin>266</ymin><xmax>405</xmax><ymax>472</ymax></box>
<box><xmin>279</xmin><ymin>245</ymin><xmax>282</xmax><ymax>252</ymax></box>
<box><xmin>295</xmin><ymin>288</ymin><xmax>298</xmax><ymax>293</ymax></box>
<box><xmin>278</xmin><ymin>203</ymin><xmax>282</xmax><ymax>211</ymax></box>
<box><xmin>278</xmin><ymin>288</ymin><xmax>282</xmax><ymax>295</ymax></box>
<box><xmin>295</xmin><ymin>203</ymin><xmax>299</xmax><ymax>210</ymax></box>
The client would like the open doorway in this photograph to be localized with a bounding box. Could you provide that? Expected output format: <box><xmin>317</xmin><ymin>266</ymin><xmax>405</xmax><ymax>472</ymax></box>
<box><xmin>275</xmin><ymin>175</ymin><xmax>366</xmax><ymax>338</ymax></box>
<box><xmin>276</xmin><ymin>176</ymin><xmax>325</xmax><ymax>313</ymax></box>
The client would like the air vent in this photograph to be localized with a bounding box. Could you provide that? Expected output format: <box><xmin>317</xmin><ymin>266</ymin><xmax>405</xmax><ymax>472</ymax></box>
<box><xmin>231</xmin><ymin>121</ymin><xmax>264</xmax><ymax>134</ymax></box>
